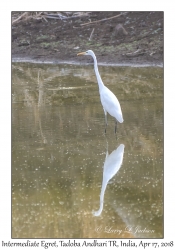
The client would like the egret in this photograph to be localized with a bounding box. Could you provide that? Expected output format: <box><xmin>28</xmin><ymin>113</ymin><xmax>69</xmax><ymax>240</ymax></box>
<box><xmin>77</xmin><ymin>50</ymin><xmax>123</xmax><ymax>133</ymax></box>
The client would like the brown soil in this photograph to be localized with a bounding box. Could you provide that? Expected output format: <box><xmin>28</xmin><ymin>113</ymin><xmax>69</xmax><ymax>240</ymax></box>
<box><xmin>12</xmin><ymin>11</ymin><xmax>163</xmax><ymax>66</ymax></box>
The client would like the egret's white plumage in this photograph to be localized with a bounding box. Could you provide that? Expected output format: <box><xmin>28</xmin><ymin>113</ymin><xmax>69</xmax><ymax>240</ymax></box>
<box><xmin>77</xmin><ymin>50</ymin><xmax>123</xmax><ymax>132</ymax></box>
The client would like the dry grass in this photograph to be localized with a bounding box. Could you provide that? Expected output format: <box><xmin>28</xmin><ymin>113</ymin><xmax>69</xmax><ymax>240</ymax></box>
<box><xmin>12</xmin><ymin>11</ymin><xmax>90</xmax><ymax>25</ymax></box>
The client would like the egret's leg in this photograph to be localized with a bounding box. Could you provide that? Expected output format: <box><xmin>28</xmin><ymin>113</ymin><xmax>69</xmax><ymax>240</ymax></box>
<box><xmin>103</xmin><ymin>109</ymin><xmax>107</xmax><ymax>133</ymax></box>
<box><xmin>115</xmin><ymin>120</ymin><xmax>117</xmax><ymax>134</ymax></box>
<box><xmin>105</xmin><ymin>138</ymin><xmax>109</xmax><ymax>160</ymax></box>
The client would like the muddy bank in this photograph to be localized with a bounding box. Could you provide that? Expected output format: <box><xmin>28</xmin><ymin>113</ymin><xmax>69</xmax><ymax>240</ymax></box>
<box><xmin>12</xmin><ymin>11</ymin><xmax>163</xmax><ymax>66</ymax></box>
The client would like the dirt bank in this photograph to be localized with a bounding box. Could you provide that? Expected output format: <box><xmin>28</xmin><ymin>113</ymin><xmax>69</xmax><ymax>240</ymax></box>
<box><xmin>12</xmin><ymin>11</ymin><xmax>163</xmax><ymax>66</ymax></box>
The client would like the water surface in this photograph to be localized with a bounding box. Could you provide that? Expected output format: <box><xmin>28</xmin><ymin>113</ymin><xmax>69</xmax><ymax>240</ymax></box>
<box><xmin>12</xmin><ymin>63</ymin><xmax>163</xmax><ymax>238</ymax></box>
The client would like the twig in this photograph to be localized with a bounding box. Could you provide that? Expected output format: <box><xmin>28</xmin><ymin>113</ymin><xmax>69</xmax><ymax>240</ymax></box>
<box><xmin>150</xmin><ymin>51</ymin><xmax>155</xmax><ymax>56</ymax></box>
<box><xmin>124</xmin><ymin>49</ymin><xmax>145</xmax><ymax>57</ymax></box>
<box><xmin>81</xmin><ymin>13</ymin><xmax>122</xmax><ymax>26</ymax></box>
<box><xmin>12</xmin><ymin>12</ymin><xmax>28</xmax><ymax>24</ymax></box>
<box><xmin>12</xmin><ymin>12</ymin><xmax>44</xmax><ymax>24</ymax></box>
<box><xmin>125</xmin><ymin>49</ymin><xmax>141</xmax><ymax>55</ymax></box>
<box><xmin>43</xmin><ymin>12</ymin><xmax>89</xmax><ymax>20</ymax></box>
<box><xmin>42</xmin><ymin>16</ymin><xmax>48</xmax><ymax>22</ymax></box>
<box><xmin>43</xmin><ymin>13</ymin><xmax>66</xmax><ymax>20</ymax></box>
<box><xmin>89</xmin><ymin>28</ymin><xmax>95</xmax><ymax>41</ymax></box>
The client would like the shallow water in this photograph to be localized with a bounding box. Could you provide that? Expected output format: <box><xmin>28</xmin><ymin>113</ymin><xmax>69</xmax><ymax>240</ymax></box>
<box><xmin>12</xmin><ymin>62</ymin><xmax>163</xmax><ymax>238</ymax></box>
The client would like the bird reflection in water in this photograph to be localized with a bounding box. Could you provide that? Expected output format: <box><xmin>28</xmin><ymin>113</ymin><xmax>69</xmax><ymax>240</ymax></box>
<box><xmin>93</xmin><ymin>143</ymin><xmax>125</xmax><ymax>216</ymax></box>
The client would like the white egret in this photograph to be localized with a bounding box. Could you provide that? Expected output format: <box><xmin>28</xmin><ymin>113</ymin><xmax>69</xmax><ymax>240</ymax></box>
<box><xmin>77</xmin><ymin>50</ymin><xmax>123</xmax><ymax>133</ymax></box>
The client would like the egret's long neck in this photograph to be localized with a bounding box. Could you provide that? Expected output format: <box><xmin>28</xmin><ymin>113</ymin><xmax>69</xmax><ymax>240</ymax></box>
<box><xmin>91</xmin><ymin>53</ymin><xmax>104</xmax><ymax>91</ymax></box>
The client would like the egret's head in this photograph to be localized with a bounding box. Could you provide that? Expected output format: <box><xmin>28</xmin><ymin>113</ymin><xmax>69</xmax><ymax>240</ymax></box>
<box><xmin>77</xmin><ymin>50</ymin><xmax>94</xmax><ymax>56</ymax></box>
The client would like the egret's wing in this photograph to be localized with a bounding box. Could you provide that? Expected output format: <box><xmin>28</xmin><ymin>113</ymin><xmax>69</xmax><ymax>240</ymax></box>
<box><xmin>100</xmin><ymin>86</ymin><xmax>123</xmax><ymax>122</ymax></box>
